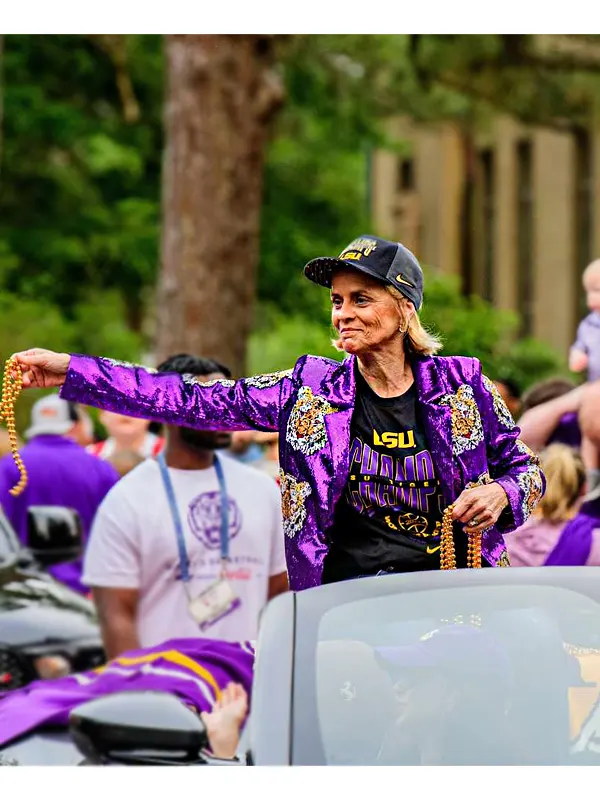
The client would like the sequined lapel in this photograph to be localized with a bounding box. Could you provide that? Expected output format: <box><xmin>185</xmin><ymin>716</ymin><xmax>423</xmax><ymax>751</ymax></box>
<box><xmin>413</xmin><ymin>356</ymin><xmax>457</xmax><ymax>504</ymax></box>
<box><xmin>323</xmin><ymin>358</ymin><xmax>356</xmax><ymax>530</ymax></box>
<box><xmin>313</xmin><ymin>355</ymin><xmax>356</xmax><ymax>409</ymax></box>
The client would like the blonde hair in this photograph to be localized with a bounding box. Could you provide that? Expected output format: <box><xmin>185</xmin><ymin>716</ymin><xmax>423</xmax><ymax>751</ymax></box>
<box><xmin>583</xmin><ymin>258</ymin><xmax>600</xmax><ymax>287</ymax></box>
<box><xmin>536</xmin><ymin>444</ymin><xmax>585</xmax><ymax>523</ymax></box>
<box><xmin>331</xmin><ymin>284</ymin><xmax>443</xmax><ymax>356</ymax></box>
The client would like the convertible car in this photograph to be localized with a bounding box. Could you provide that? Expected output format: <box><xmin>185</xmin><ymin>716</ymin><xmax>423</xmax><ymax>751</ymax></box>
<box><xmin>2</xmin><ymin>566</ymin><xmax>600</xmax><ymax>765</ymax></box>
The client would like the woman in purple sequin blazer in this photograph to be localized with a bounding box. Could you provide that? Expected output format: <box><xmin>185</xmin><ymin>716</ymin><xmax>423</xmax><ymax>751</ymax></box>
<box><xmin>13</xmin><ymin>236</ymin><xmax>545</xmax><ymax>591</ymax></box>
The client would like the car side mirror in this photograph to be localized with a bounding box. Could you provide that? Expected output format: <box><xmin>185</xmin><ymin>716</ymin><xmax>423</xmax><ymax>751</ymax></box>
<box><xmin>27</xmin><ymin>506</ymin><xmax>83</xmax><ymax>567</ymax></box>
<box><xmin>69</xmin><ymin>691</ymin><xmax>210</xmax><ymax>765</ymax></box>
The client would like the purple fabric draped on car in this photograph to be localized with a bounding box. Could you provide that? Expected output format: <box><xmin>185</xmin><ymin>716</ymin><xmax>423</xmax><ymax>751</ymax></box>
<box><xmin>59</xmin><ymin>352</ymin><xmax>546</xmax><ymax>589</ymax></box>
<box><xmin>544</xmin><ymin>497</ymin><xmax>600</xmax><ymax>566</ymax></box>
<box><xmin>0</xmin><ymin>638</ymin><xmax>255</xmax><ymax>748</ymax></box>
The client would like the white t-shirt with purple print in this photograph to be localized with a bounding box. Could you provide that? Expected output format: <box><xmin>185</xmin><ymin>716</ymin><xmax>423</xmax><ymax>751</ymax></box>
<box><xmin>83</xmin><ymin>456</ymin><xmax>287</xmax><ymax>645</ymax></box>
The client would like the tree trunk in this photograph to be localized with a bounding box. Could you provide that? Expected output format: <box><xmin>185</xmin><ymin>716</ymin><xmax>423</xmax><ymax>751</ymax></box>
<box><xmin>156</xmin><ymin>34</ymin><xmax>283</xmax><ymax>376</ymax></box>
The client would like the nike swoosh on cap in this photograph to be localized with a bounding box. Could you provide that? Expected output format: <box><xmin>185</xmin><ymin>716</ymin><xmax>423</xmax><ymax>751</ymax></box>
<box><xmin>395</xmin><ymin>273</ymin><xmax>414</xmax><ymax>287</ymax></box>
<box><xmin>426</xmin><ymin>545</ymin><xmax>441</xmax><ymax>555</ymax></box>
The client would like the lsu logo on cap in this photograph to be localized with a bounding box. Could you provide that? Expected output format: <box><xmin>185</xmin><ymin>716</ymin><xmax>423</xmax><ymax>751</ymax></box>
<box><xmin>339</xmin><ymin>237</ymin><xmax>378</xmax><ymax>262</ymax></box>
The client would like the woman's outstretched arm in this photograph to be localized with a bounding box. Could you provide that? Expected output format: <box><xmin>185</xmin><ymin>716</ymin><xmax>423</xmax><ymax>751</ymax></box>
<box><xmin>12</xmin><ymin>349</ymin><xmax>294</xmax><ymax>433</ymax></box>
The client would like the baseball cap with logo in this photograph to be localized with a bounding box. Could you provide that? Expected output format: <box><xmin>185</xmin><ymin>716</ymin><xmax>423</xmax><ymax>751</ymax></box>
<box><xmin>304</xmin><ymin>235</ymin><xmax>424</xmax><ymax>311</ymax></box>
<box><xmin>24</xmin><ymin>394</ymin><xmax>78</xmax><ymax>440</ymax></box>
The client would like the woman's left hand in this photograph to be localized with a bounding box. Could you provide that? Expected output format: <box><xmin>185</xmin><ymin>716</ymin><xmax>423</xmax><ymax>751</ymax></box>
<box><xmin>452</xmin><ymin>482</ymin><xmax>509</xmax><ymax>535</ymax></box>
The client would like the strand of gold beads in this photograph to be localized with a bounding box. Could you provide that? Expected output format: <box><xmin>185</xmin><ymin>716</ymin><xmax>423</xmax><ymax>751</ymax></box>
<box><xmin>440</xmin><ymin>504</ymin><xmax>482</xmax><ymax>570</ymax></box>
<box><xmin>0</xmin><ymin>357</ymin><xmax>27</xmax><ymax>496</ymax></box>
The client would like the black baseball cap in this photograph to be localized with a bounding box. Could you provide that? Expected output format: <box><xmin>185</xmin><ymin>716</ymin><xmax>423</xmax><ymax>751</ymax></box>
<box><xmin>304</xmin><ymin>234</ymin><xmax>424</xmax><ymax>311</ymax></box>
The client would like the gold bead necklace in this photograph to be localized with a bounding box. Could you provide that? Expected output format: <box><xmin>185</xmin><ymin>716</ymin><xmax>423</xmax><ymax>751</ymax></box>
<box><xmin>440</xmin><ymin>504</ymin><xmax>482</xmax><ymax>570</ymax></box>
<box><xmin>0</xmin><ymin>357</ymin><xmax>27</xmax><ymax>496</ymax></box>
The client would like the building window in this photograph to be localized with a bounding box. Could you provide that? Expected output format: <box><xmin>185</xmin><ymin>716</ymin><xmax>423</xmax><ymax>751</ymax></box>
<box><xmin>479</xmin><ymin>148</ymin><xmax>495</xmax><ymax>303</ymax></box>
<box><xmin>574</xmin><ymin>127</ymin><xmax>593</xmax><ymax>321</ymax></box>
<box><xmin>397</xmin><ymin>157</ymin><xmax>414</xmax><ymax>192</ymax></box>
<box><xmin>516</xmin><ymin>140</ymin><xmax>534</xmax><ymax>336</ymax></box>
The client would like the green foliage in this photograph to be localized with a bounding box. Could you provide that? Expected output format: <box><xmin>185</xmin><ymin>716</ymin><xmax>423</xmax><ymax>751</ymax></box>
<box><xmin>0</xmin><ymin>289</ymin><xmax>144</xmax><ymax>432</ymax></box>
<box><xmin>0</xmin><ymin>34</ymin><xmax>163</xmax><ymax>330</ymax></box>
<box><xmin>420</xmin><ymin>272</ymin><xmax>564</xmax><ymax>391</ymax></box>
<box><xmin>249</xmin><ymin>302</ymin><xmax>340</xmax><ymax>375</ymax></box>
<box><xmin>495</xmin><ymin>338</ymin><xmax>572</xmax><ymax>396</ymax></box>
<box><xmin>260</xmin><ymin>37</ymin><xmax>379</xmax><ymax>319</ymax></box>
<box><xmin>408</xmin><ymin>34</ymin><xmax>600</xmax><ymax>131</ymax></box>
<box><xmin>0</xmin><ymin>33</ymin><xmax>579</xmax><ymax>418</ymax></box>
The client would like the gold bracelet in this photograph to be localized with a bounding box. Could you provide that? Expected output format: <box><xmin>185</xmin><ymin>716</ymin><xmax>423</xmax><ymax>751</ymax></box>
<box><xmin>0</xmin><ymin>357</ymin><xmax>27</xmax><ymax>496</ymax></box>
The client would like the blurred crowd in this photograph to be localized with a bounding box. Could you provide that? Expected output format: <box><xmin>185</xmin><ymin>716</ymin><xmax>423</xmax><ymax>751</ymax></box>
<box><xmin>493</xmin><ymin>257</ymin><xmax>600</xmax><ymax>567</ymax></box>
<box><xmin>493</xmin><ymin>374</ymin><xmax>595</xmax><ymax>566</ymax></box>
<box><xmin>2</xmin><ymin>255</ymin><xmax>600</xmax><ymax>662</ymax></box>
<box><xmin>0</xmin><ymin>355</ymin><xmax>285</xmax><ymax>658</ymax></box>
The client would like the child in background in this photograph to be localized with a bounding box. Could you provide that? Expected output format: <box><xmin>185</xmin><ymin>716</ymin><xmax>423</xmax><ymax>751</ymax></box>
<box><xmin>570</xmin><ymin>259</ymin><xmax>600</xmax><ymax>382</ymax></box>
<box><xmin>569</xmin><ymin>258</ymin><xmax>600</xmax><ymax>477</ymax></box>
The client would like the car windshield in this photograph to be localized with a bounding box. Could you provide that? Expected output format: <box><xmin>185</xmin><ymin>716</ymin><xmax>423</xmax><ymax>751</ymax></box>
<box><xmin>294</xmin><ymin>579</ymin><xmax>600</xmax><ymax>766</ymax></box>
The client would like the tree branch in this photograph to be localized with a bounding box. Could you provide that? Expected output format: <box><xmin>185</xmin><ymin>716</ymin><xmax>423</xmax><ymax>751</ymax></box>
<box><xmin>88</xmin><ymin>34</ymin><xmax>140</xmax><ymax>124</ymax></box>
<box><xmin>433</xmin><ymin>70</ymin><xmax>580</xmax><ymax>134</ymax></box>
<box><xmin>522</xmin><ymin>54</ymin><xmax>600</xmax><ymax>74</ymax></box>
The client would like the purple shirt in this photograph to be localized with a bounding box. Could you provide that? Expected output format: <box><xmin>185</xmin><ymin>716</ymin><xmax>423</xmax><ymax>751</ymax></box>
<box><xmin>544</xmin><ymin>496</ymin><xmax>600</xmax><ymax>566</ymax></box>
<box><xmin>59</xmin><ymin>353</ymin><xmax>545</xmax><ymax>589</ymax></box>
<box><xmin>572</xmin><ymin>312</ymin><xmax>600</xmax><ymax>382</ymax></box>
<box><xmin>505</xmin><ymin>517</ymin><xmax>567</xmax><ymax>567</ymax></box>
<box><xmin>547</xmin><ymin>412</ymin><xmax>581</xmax><ymax>449</ymax></box>
<box><xmin>0</xmin><ymin>435</ymin><xmax>119</xmax><ymax>594</ymax></box>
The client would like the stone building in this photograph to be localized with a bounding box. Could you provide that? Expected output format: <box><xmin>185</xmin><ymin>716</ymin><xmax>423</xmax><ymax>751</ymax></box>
<box><xmin>371</xmin><ymin>114</ymin><xmax>600</xmax><ymax>356</ymax></box>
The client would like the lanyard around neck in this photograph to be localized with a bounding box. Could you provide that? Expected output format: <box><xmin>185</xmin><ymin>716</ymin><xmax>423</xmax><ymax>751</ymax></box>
<box><xmin>157</xmin><ymin>452</ymin><xmax>229</xmax><ymax>583</ymax></box>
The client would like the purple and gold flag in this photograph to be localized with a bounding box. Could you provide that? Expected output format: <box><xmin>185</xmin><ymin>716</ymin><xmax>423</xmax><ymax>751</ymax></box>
<box><xmin>0</xmin><ymin>638</ymin><xmax>255</xmax><ymax>748</ymax></box>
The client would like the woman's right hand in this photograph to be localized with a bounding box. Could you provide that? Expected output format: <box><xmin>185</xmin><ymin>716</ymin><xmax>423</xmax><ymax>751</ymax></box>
<box><xmin>11</xmin><ymin>349</ymin><xmax>71</xmax><ymax>389</ymax></box>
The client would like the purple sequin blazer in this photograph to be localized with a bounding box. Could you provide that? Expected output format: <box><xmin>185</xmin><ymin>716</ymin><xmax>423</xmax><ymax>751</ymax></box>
<box><xmin>61</xmin><ymin>353</ymin><xmax>545</xmax><ymax>591</ymax></box>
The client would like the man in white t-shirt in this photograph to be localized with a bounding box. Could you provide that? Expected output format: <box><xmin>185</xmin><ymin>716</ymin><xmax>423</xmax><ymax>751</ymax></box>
<box><xmin>82</xmin><ymin>354</ymin><xmax>288</xmax><ymax>659</ymax></box>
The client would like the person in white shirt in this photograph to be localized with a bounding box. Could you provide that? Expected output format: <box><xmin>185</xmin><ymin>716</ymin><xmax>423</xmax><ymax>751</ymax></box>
<box><xmin>83</xmin><ymin>353</ymin><xmax>289</xmax><ymax>659</ymax></box>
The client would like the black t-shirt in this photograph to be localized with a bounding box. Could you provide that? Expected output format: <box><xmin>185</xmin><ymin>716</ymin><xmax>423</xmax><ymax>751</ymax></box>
<box><xmin>323</xmin><ymin>370</ymin><xmax>470</xmax><ymax>583</ymax></box>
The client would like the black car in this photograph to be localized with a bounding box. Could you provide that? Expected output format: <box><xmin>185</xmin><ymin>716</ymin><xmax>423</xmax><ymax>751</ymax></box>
<box><xmin>4</xmin><ymin>565</ymin><xmax>600</xmax><ymax>765</ymax></box>
<box><xmin>0</xmin><ymin>505</ymin><xmax>104</xmax><ymax>692</ymax></box>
